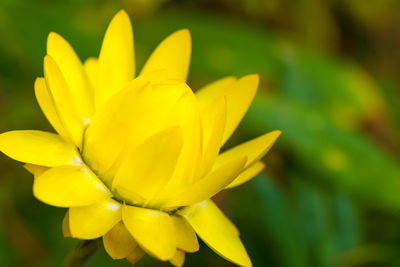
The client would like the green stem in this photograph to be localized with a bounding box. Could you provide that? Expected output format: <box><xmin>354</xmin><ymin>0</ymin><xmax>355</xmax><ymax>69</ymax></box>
<box><xmin>63</xmin><ymin>239</ymin><xmax>101</xmax><ymax>267</ymax></box>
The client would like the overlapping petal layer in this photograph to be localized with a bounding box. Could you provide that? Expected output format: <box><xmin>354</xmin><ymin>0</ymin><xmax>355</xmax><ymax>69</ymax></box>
<box><xmin>103</xmin><ymin>222</ymin><xmax>138</xmax><ymax>259</ymax></box>
<box><xmin>34</xmin><ymin>78</ymin><xmax>69</xmax><ymax>139</ymax></box>
<box><xmin>196</xmin><ymin>74</ymin><xmax>259</xmax><ymax>144</ymax></box>
<box><xmin>122</xmin><ymin>205</ymin><xmax>176</xmax><ymax>261</ymax></box>
<box><xmin>164</xmin><ymin>156</ymin><xmax>247</xmax><ymax>208</ymax></box>
<box><xmin>33</xmin><ymin>165</ymin><xmax>111</xmax><ymax>207</ymax></box>
<box><xmin>112</xmin><ymin>127</ymin><xmax>183</xmax><ymax>205</ymax></box>
<box><xmin>97</xmin><ymin>10</ymin><xmax>135</xmax><ymax>108</ymax></box>
<box><xmin>69</xmin><ymin>198</ymin><xmax>121</xmax><ymax>239</ymax></box>
<box><xmin>47</xmin><ymin>32</ymin><xmax>94</xmax><ymax>120</ymax></box>
<box><xmin>214</xmin><ymin>130</ymin><xmax>281</xmax><ymax>172</ymax></box>
<box><xmin>126</xmin><ymin>246</ymin><xmax>145</xmax><ymax>265</ymax></box>
<box><xmin>141</xmin><ymin>29</ymin><xmax>191</xmax><ymax>81</ymax></box>
<box><xmin>180</xmin><ymin>200</ymin><xmax>252</xmax><ymax>267</ymax></box>
<box><xmin>170</xmin><ymin>250</ymin><xmax>186</xmax><ymax>267</ymax></box>
<box><xmin>226</xmin><ymin>161</ymin><xmax>266</xmax><ymax>189</ymax></box>
<box><xmin>44</xmin><ymin>55</ymin><xmax>85</xmax><ymax>147</ymax></box>
<box><xmin>171</xmin><ymin>215</ymin><xmax>199</xmax><ymax>253</ymax></box>
<box><xmin>0</xmin><ymin>130</ymin><xmax>81</xmax><ymax>167</ymax></box>
<box><xmin>0</xmin><ymin>9</ymin><xmax>282</xmax><ymax>267</ymax></box>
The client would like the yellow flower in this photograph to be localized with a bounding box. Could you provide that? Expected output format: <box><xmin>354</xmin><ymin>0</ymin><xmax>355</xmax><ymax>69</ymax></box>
<box><xmin>0</xmin><ymin>10</ymin><xmax>280</xmax><ymax>267</ymax></box>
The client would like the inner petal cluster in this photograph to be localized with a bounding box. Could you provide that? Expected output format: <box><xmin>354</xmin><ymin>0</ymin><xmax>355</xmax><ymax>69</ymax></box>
<box><xmin>81</xmin><ymin>77</ymin><xmax>202</xmax><ymax>210</ymax></box>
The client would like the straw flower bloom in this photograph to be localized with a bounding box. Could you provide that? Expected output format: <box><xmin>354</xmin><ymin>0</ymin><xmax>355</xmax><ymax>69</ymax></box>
<box><xmin>0</xmin><ymin>10</ymin><xmax>280</xmax><ymax>266</ymax></box>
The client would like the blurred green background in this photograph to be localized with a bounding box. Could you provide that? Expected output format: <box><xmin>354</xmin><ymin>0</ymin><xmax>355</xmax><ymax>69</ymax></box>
<box><xmin>1</xmin><ymin>0</ymin><xmax>400</xmax><ymax>266</ymax></box>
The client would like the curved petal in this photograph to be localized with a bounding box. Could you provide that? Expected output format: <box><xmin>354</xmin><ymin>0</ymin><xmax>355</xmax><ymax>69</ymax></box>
<box><xmin>141</xmin><ymin>29</ymin><xmax>191</xmax><ymax>81</ymax></box>
<box><xmin>69</xmin><ymin>198</ymin><xmax>121</xmax><ymax>239</ymax></box>
<box><xmin>44</xmin><ymin>55</ymin><xmax>85</xmax><ymax>148</ymax></box>
<box><xmin>126</xmin><ymin>245</ymin><xmax>145</xmax><ymax>265</ymax></box>
<box><xmin>196</xmin><ymin>75</ymin><xmax>259</xmax><ymax>144</ymax></box>
<box><xmin>84</xmin><ymin>57</ymin><xmax>98</xmax><ymax>93</ymax></box>
<box><xmin>24</xmin><ymin>164</ymin><xmax>49</xmax><ymax>177</ymax></box>
<box><xmin>34</xmin><ymin>77</ymin><xmax>69</xmax><ymax>139</ymax></box>
<box><xmin>172</xmin><ymin>215</ymin><xmax>199</xmax><ymax>253</ymax></box>
<box><xmin>213</xmin><ymin>130</ymin><xmax>281</xmax><ymax>172</ymax></box>
<box><xmin>149</xmin><ymin>85</ymin><xmax>202</xmax><ymax>206</ymax></box>
<box><xmin>195</xmin><ymin>76</ymin><xmax>237</xmax><ymax>111</ymax></box>
<box><xmin>197</xmin><ymin>96</ymin><xmax>226</xmax><ymax>178</ymax></box>
<box><xmin>169</xmin><ymin>250</ymin><xmax>185</xmax><ymax>267</ymax></box>
<box><xmin>97</xmin><ymin>10</ymin><xmax>134</xmax><ymax>108</ymax></box>
<box><xmin>33</xmin><ymin>165</ymin><xmax>111</xmax><ymax>207</ymax></box>
<box><xmin>83</xmin><ymin>80</ymin><xmax>152</xmax><ymax>180</ymax></box>
<box><xmin>221</xmin><ymin>74</ymin><xmax>259</xmax><ymax>143</ymax></box>
<box><xmin>62</xmin><ymin>211</ymin><xmax>71</xmax><ymax>237</ymax></box>
<box><xmin>47</xmin><ymin>32</ymin><xmax>94</xmax><ymax>120</ymax></box>
<box><xmin>179</xmin><ymin>200</ymin><xmax>251</xmax><ymax>267</ymax></box>
<box><xmin>112</xmin><ymin>127</ymin><xmax>183</xmax><ymax>205</ymax></box>
<box><xmin>164</xmin><ymin>156</ymin><xmax>247</xmax><ymax>208</ymax></box>
<box><xmin>122</xmin><ymin>205</ymin><xmax>176</xmax><ymax>261</ymax></box>
<box><xmin>0</xmin><ymin>130</ymin><xmax>81</xmax><ymax>167</ymax></box>
<box><xmin>103</xmin><ymin>222</ymin><xmax>138</xmax><ymax>259</ymax></box>
<box><xmin>226</xmin><ymin>161</ymin><xmax>265</xmax><ymax>189</ymax></box>
<box><xmin>85</xmin><ymin>79</ymin><xmax>199</xmax><ymax>188</ymax></box>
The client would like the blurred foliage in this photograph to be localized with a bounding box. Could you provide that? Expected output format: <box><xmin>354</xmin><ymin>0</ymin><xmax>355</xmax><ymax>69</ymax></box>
<box><xmin>0</xmin><ymin>0</ymin><xmax>400</xmax><ymax>266</ymax></box>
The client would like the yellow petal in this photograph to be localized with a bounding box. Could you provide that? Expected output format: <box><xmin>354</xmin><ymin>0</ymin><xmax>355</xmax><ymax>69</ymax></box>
<box><xmin>83</xmin><ymin>80</ymin><xmax>152</xmax><ymax>180</ymax></box>
<box><xmin>34</xmin><ymin>77</ymin><xmax>69</xmax><ymax>139</ymax></box>
<box><xmin>141</xmin><ymin>29</ymin><xmax>191</xmax><ymax>81</ymax></box>
<box><xmin>195</xmin><ymin>76</ymin><xmax>237</xmax><ymax>111</ymax></box>
<box><xmin>222</xmin><ymin>74</ymin><xmax>259</xmax><ymax>144</ymax></box>
<box><xmin>69</xmin><ymin>198</ymin><xmax>121</xmax><ymax>239</ymax></box>
<box><xmin>0</xmin><ymin>130</ymin><xmax>81</xmax><ymax>167</ymax></box>
<box><xmin>84</xmin><ymin>57</ymin><xmax>98</xmax><ymax>92</ymax></box>
<box><xmin>169</xmin><ymin>250</ymin><xmax>185</xmax><ymax>267</ymax></box>
<box><xmin>85</xmin><ymin>79</ymin><xmax>197</xmax><ymax>187</ymax></box>
<box><xmin>179</xmin><ymin>200</ymin><xmax>252</xmax><ymax>267</ymax></box>
<box><xmin>164</xmin><ymin>156</ymin><xmax>247</xmax><ymax>208</ymax></box>
<box><xmin>47</xmin><ymin>32</ymin><xmax>94</xmax><ymax>120</ymax></box>
<box><xmin>226</xmin><ymin>161</ymin><xmax>265</xmax><ymax>189</ymax></box>
<box><xmin>103</xmin><ymin>222</ymin><xmax>138</xmax><ymax>259</ymax></box>
<box><xmin>213</xmin><ymin>130</ymin><xmax>281</xmax><ymax>172</ymax></box>
<box><xmin>149</xmin><ymin>86</ymin><xmax>202</xmax><ymax>206</ymax></box>
<box><xmin>112</xmin><ymin>127</ymin><xmax>183</xmax><ymax>205</ymax></box>
<box><xmin>197</xmin><ymin>97</ymin><xmax>226</xmax><ymax>178</ymax></box>
<box><xmin>62</xmin><ymin>211</ymin><xmax>71</xmax><ymax>237</ymax></box>
<box><xmin>33</xmin><ymin>165</ymin><xmax>111</xmax><ymax>207</ymax></box>
<box><xmin>172</xmin><ymin>215</ymin><xmax>199</xmax><ymax>253</ymax></box>
<box><xmin>24</xmin><ymin>164</ymin><xmax>49</xmax><ymax>177</ymax></box>
<box><xmin>124</xmin><ymin>80</ymin><xmax>198</xmax><ymax>155</ymax></box>
<box><xmin>97</xmin><ymin>10</ymin><xmax>134</xmax><ymax>108</ymax></box>
<box><xmin>126</xmin><ymin>245</ymin><xmax>145</xmax><ymax>265</ymax></box>
<box><xmin>44</xmin><ymin>55</ymin><xmax>85</xmax><ymax>148</ymax></box>
<box><xmin>196</xmin><ymin>75</ymin><xmax>259</xmax><ymax>144</ymax></box>
<box><xmin>122</xmin><ymin>205</ymin><xmax>176</xmax><ymax>261</ymax></box>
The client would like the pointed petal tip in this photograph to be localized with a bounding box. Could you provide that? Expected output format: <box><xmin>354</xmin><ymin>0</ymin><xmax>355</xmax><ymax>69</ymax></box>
<box><xmin>169</xmin><ymin>29</ymin><xmax>191</xmax><ymax>45</ymax></box>
<box><xmin>111</xmin><ymin>9</ymin><xmax>131</xmax><ymax>25</ymax></box>
<box><xmin>47</xmin><ymin>31</ymin><xmax>61</xmax><ymax>40</ymax></box>
<box><xmin>178</xmin><ymin>28</ymin><xmax>191</xmax><ymax>37</ymax></box>
<box><xmin>46</xmin><ymin>31</ymin><xmax>59</xmax><ymax>44</ymax></box>
<box><xmin>46</xmin><ymin>32</ymin><xmax>66</xmax><ymax>53</ymax></box>
<box><xmin>241</xmin><ymin>74</ymin><xmax>259</xmax><ymax>86</ymax></box>
<box><xmin>270</xmin><ymin>129</ymin><xmax>282</xmax><ymax>139</ymax></box>
<box><xmin>115</xmin><ymin>9</ymin><xmax>129</xmax><ymax>17</ymax></box>
<box><xmin>258</xmin><ymin>130</ymin><xmax>282</xmax><ymax>151</ymax></box>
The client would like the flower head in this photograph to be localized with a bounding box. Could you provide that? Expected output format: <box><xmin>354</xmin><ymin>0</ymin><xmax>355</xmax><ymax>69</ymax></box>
<box><xmin>0</xmin><ymin>10</ymin><xmax>280</xmax><ymax>267</ymax></box>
